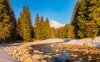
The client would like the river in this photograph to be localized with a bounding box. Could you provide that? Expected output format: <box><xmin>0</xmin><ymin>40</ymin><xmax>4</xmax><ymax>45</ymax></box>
<box><xmin>32</xmin><ymin>43</ymin><xmax>100</xmax><ymax>62</ymax></box>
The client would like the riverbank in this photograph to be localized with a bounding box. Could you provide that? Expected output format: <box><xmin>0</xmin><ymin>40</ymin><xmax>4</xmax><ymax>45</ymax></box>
<box><xmin>0</xmin><ymin>44</ymin><xmax>19</xmax><ymax>62</ymax></box>
<box><xmin>3</xmin><ymin>39</ymin><xmax>100</xmax><ymax>62</ymax></box>
<box><xmin>3</xmin><ymin>39</ymin><xmax>64</xmax><ymax>62</ymax></box>
<box><xmin>65</xmin><ymin>37</ymin><xmax>100</xmax><ymax>47</ymax></box>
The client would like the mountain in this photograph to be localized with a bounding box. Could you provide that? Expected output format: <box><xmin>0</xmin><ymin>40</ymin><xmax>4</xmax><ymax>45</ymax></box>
<box><xmin>49</xmin><ymin>20</ymin><xmax>65</xmax><ymax>29</ymax></box>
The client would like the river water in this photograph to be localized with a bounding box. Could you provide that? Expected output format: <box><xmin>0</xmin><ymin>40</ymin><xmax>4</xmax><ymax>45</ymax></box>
<box><xmin>32</xmin><ymin>43</ymin><xmax>100</xmax><ymax>62</ymax></box>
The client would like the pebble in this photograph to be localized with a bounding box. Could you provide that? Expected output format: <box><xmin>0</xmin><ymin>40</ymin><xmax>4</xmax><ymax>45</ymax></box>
<box><xmin>34</xmin><ymin>50</ymin><xmax>44</xmax><ymax>54</ymax></box>
<box><xmin>55</xmin><ymin>48</ymin><xmax>60</xmax><ymax>53</ymax></box>
<box><xmin>23</xmin><ymin>57</ymin><xmax>33</xmax><ymax>62</ymax></box>
<box><xmin>71</xmin><ymin>54</ymin><xmax>78</xmax><ymax>58</ymax></box>
<box><xmin>51</xmin><ymin>45</ymin><xmax>54</xmax><ymax>47</ymax></box>
<box><xmin>32</xmin><ymin>54</ymin><xmax>45</xmax><ymax>60</ymax></box>
<box><xmin>48</xmin><ymin>56</ymin><xmax>52</xmax><ymax>59</ymax></box>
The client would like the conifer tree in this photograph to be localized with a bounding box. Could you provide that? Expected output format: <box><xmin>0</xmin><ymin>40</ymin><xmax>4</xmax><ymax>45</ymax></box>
<box><xmin>64</xmin><ymin>24</ymin><xmax>69</xmax><ymax>38</ymax></box>
<box><xmin>67</xmin><ymin>24</ymin><xmax>75</xmax><ymax>38</ymax></box>
<box><xmin>34</xmin><ymin>14</ymin><xmax>40</xmax><ymax>39</ymax></box>
<box><xmin>97</xmin><ymin>0</ymin><xmax>100</xmax><ymax>36</ymax></box>
<box><xmin>34</xmin><ymin>14</ymin><xmax>52</xmax><ymax>40</ymax></box>
<box><xmin>0</xmin><ymin>0</ymin><xmax>16</xmax><ymax>42</ymax></box>
<box><xmin>56</xmin><ymin>27</ymin><xmax>64</xmax><ymax>38</ymax></box>
<box><xmin>34</xmin><ymin>15</ymin><xmax>45</xmax><ymax>40</ymax></box>
<box><xmin>71</xmin><ymin>1</ymin><xmax>79</xmax><ymax>38</ymax></box>
<box><xmin>44</xmin><ymin>18</ymin><xmax>51</xmax><ymax>39</ymax></box>
<box><xmin>18</xmin><ymin>6</ymin><xmax>32</xmax><ymax>41</ymax></box>
<box><xmin>76</xmin><ymin>0</ymin><xmax>99</xmax><ymax>38</ymax></box>
<box><xmin>51</xmin><ymin>28</ymin><xmax>57</xmax><ymax>38</ymax></box>
<box><xmin>56</xmin><ymin>24</ymin><xmax>69</xmax><ymax>39</ymax></box>
<box><xmin>39</xmin><ymin>16</ymin><xmax>45</xmax><ymax>39</ymax></box>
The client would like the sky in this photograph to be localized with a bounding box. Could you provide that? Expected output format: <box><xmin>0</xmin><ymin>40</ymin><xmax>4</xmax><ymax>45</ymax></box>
<box><xmin>11</xmin><ymin>0</ymin><xmax>77</xmax><ymax>24</ymax></box>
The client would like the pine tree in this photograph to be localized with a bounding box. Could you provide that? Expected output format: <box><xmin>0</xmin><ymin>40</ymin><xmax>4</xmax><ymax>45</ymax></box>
<box><xmin>51</xmin><ymin>28</ymin><xmax>57</xmax><ymax>38</ymax></box>
<box><xmin>34</xmin><ymin>15</ymin><xmax>45</xmax><ymax>40</ymax></box>
<box><xmin>39</xmin><ymin>16</ymin><xmax>45</xmax><ymax>39</ymax></box>
<box><xmin>0</xmin><ymin>0</ymin><xmax>16</xmax><ymax>42</ymax></box>
<box><xmin>55</xmin><ymin>24</ymin><xmax>69</xmax><ymax>39</ymax></box>
<box><xmin>97</xmin><ymin>0</ymin><xmax>100</xmax><ymax>36</ymax></box>
<box><xmin>56</xmin><ymin>27</ymin><xmax>64</xmax><ymax>38</ymax></box>
<box><xmin>76</xmin><ymin>0</ymin><xmax>99</xmax><ymax>38</ymax></box>
<box><xmin>34</xmin><ymin>14</ymin><xmax>40</xmax><ymax>39</ymax></box>
<box><xmin>44</xmin><ymin>18</ymin><xmax>51</xmax><ymax>39</ymax></box>
<box><xmin>71</xmin><ymin>1</ymin><xmax>80</xmax><ymax>38</ymax></box>
<box><xmin>18</xmin><ymin>6</ymin><xmax>32</xmax><ymax>41</ymax></box>
<box><xmin>34</xmin><ymin>15</ymin><xmax>52</xmax><ymax>40</ymax></box>
<box><xmin>64</xmin><ymin>24</ymin><xmax>69</xmax><ymax>38</ymax></box>
<box><xmin>67</xmin><ymin>24</ymin><xmax>75</xmax><ymax>38</ymax></box>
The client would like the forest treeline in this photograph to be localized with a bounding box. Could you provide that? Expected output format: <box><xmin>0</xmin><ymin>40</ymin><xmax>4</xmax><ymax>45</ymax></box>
<box><xmin>0</xmin><ymin>0</ymin><xmax>100</xmax><ymax>43</ymax></box>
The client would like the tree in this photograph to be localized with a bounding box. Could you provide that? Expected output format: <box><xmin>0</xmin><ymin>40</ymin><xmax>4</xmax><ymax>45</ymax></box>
<box><xmin>51</xmin><ymin>27</ymin><xmax>57</xmax><ymax>38</ymax></box>
<box><xmin>34</xmin><ymin>15</ymin><xmax>45</xmax><ymax>40</ymax></box>
<box><xmin>44</xmin><ymin>18</ymin><xmax>51</xmax><ymax>39</ymax></box>
<box><xmin>76</xmin><ymin>0</ymin><xmax>99</xmax><ymax>38</ymax></box>
<box><xmin>39</xmin><ymin>16</ymin><xmax>45</xmax><ymax>39</ymax></box>
<box><xmin>71</xmin><ymin>1</ymin><xmax>80</xmax><ymax>38</ymax></box>
<box><xmin>96</xmin><ymin>0</ymin><xmax>100</xmax><ymax>36</ymax></box>
<box><xmin>55</xmin><ymin>24</ymin><xmax>69</xmax><ymax>39</ymax></box>
<box><xmin>33</xmin><ymin>14</ymin><xmax>40</xmax><ymax>39</ymax></box>
<box><xmin>34</xmin><ymin>14</ymin><xmax>52</xmax><ymax>40</ymax></box>
<box><xmin>18</xmin><ymin>6</ymin><xmax>32</xmax><ymax>41</ymax></box>
<box><xmin>0</xmin><ymin>0</ymin><xmax>16</xmax><ymax>42</ymax></box>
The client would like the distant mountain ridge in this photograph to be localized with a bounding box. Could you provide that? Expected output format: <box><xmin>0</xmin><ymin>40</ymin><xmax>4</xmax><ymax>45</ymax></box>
<box><xmin>49</xmin><ymin>20</ymin><xmax>65</xmax><ymax>29</ymax></box>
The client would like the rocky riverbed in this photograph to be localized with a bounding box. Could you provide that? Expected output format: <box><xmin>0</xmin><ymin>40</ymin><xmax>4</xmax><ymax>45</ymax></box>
<box><xmin>4</xmin><ymin>41</ymin><xmax>100</xmax><ymax>62</ymax></box>
<box><xmin>32</xmin><ymin>43</ymin><xmax>100</xmax><ymax>62</ymax></box>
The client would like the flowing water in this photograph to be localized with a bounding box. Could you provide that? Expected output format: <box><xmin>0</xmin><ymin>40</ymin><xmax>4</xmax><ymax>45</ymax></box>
<box><xmin>32</xmin><ymin>43</ymin><xmax>100</xmax><ymax>62</ymax></box>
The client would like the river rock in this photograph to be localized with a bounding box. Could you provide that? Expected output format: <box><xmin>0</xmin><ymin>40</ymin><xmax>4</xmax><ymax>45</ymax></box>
<box><xmin>83</xmin><ymin>42</ymin><xmax>88</xmax><ymax>46</ymax></box>
<box><xmin>51</xmin><ymin>44</ymin><xmax>54</xmax><ymax>47</ymax></box>
<box><xmin>34</xmin><ymin>50</ymin><xmax>44</xmax><ymax>54</ymax></box>
<box><xmin>48</xmin><ymin>56</ymin><xmax>52</xmax><ymax>59</ymax></box>
<box><xmin>88</xmin><ymin>55</ymin><xmax>92</xmax><ymax>61</ymax></box>
<box><xmin>55</xmin><ymin>48</ymin><xmax>60</xmax><ymax>53</ymax></box>
<box><xmin>71</xmin><ymin>54</ymin><xmax>78</xmax><ymax>58</ymax></box>
<box><xmin>53</xmin><ymin>56</ymin><xmax>68</xmax><ymax>62</ymax></box>
<box><xmin>32</xmin><ymin>54</ymin><xmax>45</xmax><ymax>60</ymax></box>
<box><xmin>23</xmin><ymin>57</ymin><xmax>33</xmax><ymax>62</ymax></box>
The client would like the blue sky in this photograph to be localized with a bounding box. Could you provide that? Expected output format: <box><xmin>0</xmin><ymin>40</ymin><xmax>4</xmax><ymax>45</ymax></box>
<box><xmin>11</xmin><ymin>0</ymin><xmax>77</xmax><ymax>24</ymax></box>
